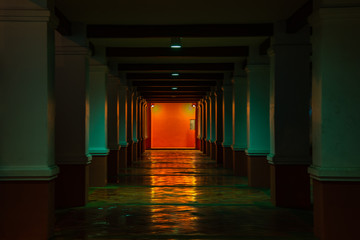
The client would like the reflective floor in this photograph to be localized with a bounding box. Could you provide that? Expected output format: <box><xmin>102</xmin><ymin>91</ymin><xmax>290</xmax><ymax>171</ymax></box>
<box><xmin>53</xmin><ymin>150</ymin><xmax>317</xmax><ymax>240</ymax></box>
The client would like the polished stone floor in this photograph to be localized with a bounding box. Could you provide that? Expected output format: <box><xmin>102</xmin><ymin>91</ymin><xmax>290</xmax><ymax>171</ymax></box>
<box><xmin>53</xmin><ymin>150</ymin><xmax>317</xmax><ymax>240</ymax></box>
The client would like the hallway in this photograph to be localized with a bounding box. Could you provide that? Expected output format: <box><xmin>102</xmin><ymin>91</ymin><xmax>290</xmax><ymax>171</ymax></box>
<box><xmin>53</xmin><ymin>150</ymin><xmax>316</xmax><ymax>239</ymax></box>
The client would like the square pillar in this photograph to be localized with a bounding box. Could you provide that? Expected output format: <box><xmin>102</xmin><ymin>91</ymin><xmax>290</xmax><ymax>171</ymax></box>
<box><xmin>222</xmin><ymin>73</ymin><xmax>234</xmax><ymax>169</ymax></box>
<box><xmin>309</xmin><ymin>2</ymin><xmax>360</xmax><ymax>239</ymax></box>
<box><xmin>267</xmin><ymin>22</ymin><xmax>312</xmax><ymax>208</ymax></box>
<box><xmin>232</xmin><ymin>65</ymin><xmax>247</xmax><ymax>175</ymax></box>
<box><xmin>0</xmin><ymin>2</ymin><xmax>58</xmax><ymax>238</ymax></box>
<box><xmin>55</xmin><ymin>25</ymin><xmax>90</xmax><ymax>208</ymax></box>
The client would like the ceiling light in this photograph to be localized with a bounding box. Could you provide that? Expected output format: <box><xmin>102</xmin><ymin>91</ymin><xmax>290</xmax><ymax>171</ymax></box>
<box><xmin>171</xmin><ymin>87</ymin><xmax>178</xmax><ymax>90</ymax></box>
<box><xmin>170</xmin><ymin>37</ymin><xmax>182</xmax><ymax>48</ymax></box>
<box><xmin>171</xmin><ymin>73</ymin><xmax>180</xmax><ymax>77</ymax></box>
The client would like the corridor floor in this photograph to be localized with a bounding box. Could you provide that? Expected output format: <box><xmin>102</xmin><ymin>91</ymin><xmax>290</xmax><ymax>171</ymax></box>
<box><xmin>53</xmin><ymin>150</ymin><xmax>317</xmax><ymax>240</ymax></box>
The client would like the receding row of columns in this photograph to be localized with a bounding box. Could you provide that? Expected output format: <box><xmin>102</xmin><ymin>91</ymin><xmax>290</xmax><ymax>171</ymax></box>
<box><xmin>196</xmin><ymin>5</ymin><xmax>360</xmax><ymax>240</ymax></box>
<box><xmin>0</xmin><ymin>4</ymin><xmax>149</xmax><ymax>238</ymax></box>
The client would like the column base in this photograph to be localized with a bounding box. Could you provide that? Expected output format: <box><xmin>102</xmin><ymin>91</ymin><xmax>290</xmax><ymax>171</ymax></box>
<box><xmin>216</xmin><ymin>142</ymin><xmax>223</xmax><ymax>165</ymax></box>
<box><xmin>233</xmin><ymin>150</ymin><xmax>247</xmax><ymax>176</ymax></box>
<box><xmin>206</xmin><ymin>141</ymin><xmax>211</xmax><ymax>156</ymax></box>
<box><xmin>196</xmin><ymin>138</ymin><xmax>201</xmax><ymax>150</ymax></box>
<box><xmin>89</xmin><ymin>155</ymin><xmax>107</xmax><ymax>187</ymax></box>
<box><xmin>210</xmin><ymin>142</ymin><xmax>216</xmax><ymax>160</ymax></box>
<box><xmin>119</xmin><ymin>146</ymin><xmax>128</xmax><ymax>169</ymax></box>
<box><xmin>107</xmin><ymin>149</ymin><xmax>120</xmax><ymax>183</ymax></box>
<box><xmin>0</xmin><ymin>180</ymin><xmax>55</xmax><ymax>240</ymax></box>
<box><xmin>247</xmin><ymin>155</ymin><xmax>270</xmax><ymax>188</ymax></box>
<box><xmin>55</xmin><ymin>164</ymin><xmax>89</xmax><ymax>208</ymax></box>
<box><xmin>223</xmin><ymin>146</ymin><xmax>233</xmax><ymax>169</ymax></box>
<box><xmin>270</xmin><ymin>164</ymin><xmax>310</xmax><ymax>209</ymax></box>
<box><xmin>201</xmin><ymin>139</ymin><xmax>206</xmax><ymax>154</ymax></box>
<box><xmin>313</xmin><ymin>180</ymin><xmax>360</xmax><ymax>240</ymax></box>
<box><xmin>142</xmin><ymin>139</ymin><xmax>146</xmax><ymax>153</ymax></box>
<box><xmin>133</xmin><ymin>142</ymin><xmax>138</xmax><ymax>161</ymax></box>
<box><xmin>127</xmin><ymin>141</ymin><xmax>133</xmax><ymax>167</ymax></box>
<box><xmin>137</xmin><ymin>139</ymin><xmax>142</xmax><ymax>157</ymax></box>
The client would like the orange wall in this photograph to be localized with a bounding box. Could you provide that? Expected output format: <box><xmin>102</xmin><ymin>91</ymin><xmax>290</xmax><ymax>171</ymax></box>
<box><xmin>151</xmin><ymin>103</ymin><xmax>196</xmax><ymax>148</ymax></box>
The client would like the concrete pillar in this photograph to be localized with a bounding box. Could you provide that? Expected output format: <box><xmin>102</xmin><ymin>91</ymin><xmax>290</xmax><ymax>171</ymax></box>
<box><xmin>127</xmin><ymin>87</ymin><xmax>134</xmax><ymax>167</ymax></box>
<box><xmin>106</xmin><ymin>69</ymin><xmax>120</xmax><ymax>183</ymax></box>
<box><xmin>132</xmin><ymin>92</ymin><xmax>139</xmax><ymax>161</ymax></box>
<box><xmin>0</xmin><ymin>1</ymin><xmax>58</xmax><ymax>238</ymax></box>
<box><xmin>232</xmin><ymin>64</ymin><xmax>248</xmax><ymax>175</ymax></box>
<box><xmin>267</xmin><ymin>22</ymin><xmax>312</xmax><ymax>207</ymax></box>
<box><xmin>215</xmin><ymin>85</ymin><xmax>224</xmax><ymax>165</ymax></box>
<box><xmin>308</xmin><ymin>2</ymin><xmax>360</xmax><ymax>239</ymax></box>
<box><xmin>222</xmin><ymin>73</ymin><xmax>233</xmax><ymax>169</ymax></box>
<box><xmin>54</xmin><ymin>24</ymin><xmax>91</xmax><ymax>208</ymax></box>
<box><xmin>200</xmin><ymin>100</ymin><xmax>206</xmax><ymax>153</ymax></box>
<box><xmin>205</xmin><ymin>95</ymin><xmax>211</xmax><ymax>156</ymax></box>
<box><xmin>210</xmin><ymin>89</ymin><xmax>217</xmax><ymax>160</ymax></box>
<box><xmin>88</xmin><ymin>64</ymin><xmax>109</xmax><ymax>187</ymax></box>
<box><xmin>245</xmin><ymin>46</ymin><xmax>271</xmax><ymax>187</ymax></box>
<box><xmin>118</xmin><ymin>75</ymin><xmax>128</xmax><ymax>170</ymax></box>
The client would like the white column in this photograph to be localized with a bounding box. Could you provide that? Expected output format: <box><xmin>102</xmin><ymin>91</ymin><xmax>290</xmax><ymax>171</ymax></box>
<box><xmin>89</xmin><ymin>65</ymin><xmax>109</xmax><ymax>156</ymax></box>
<box><xmin>55</xmin><ymin>26</ymin><xmax>91</xmax><ymax>165</ymax></box>
<box><xmin>0</xmin><ymin>1</ymin><xmax>58</xmax><ymax>181</ymax></box>
<box><xmin>308</xmin><ymin>1</ymin><xmax>360</xmax><ymax>239</ymax></box>
<box><xmin>88</xmin><ymin>63</ymin><xmax>109</xmax><ymax>187</ymax></box>
<box><xmin>245</xmin><ymin>50</ymin><xmax>270</xmax><ymax>156</ymax></box>
<box><xmin>232</xmin><ymin>64</ymin><xmax>248</xmax><ymax>175</ymax></box>
<box><xmin>54</xmin><ymin>24</ymin><xmax>91</xmax><ymax>207</ymax></box>
<box><xmin>222</xmin><ymin>73</ymin><xmax>233</xmax><ymax>168</ymax></box>
<box><xmin>0</xmin><ymin>2</ymin><xmax>58</xmax><ymax>237</ymax></box>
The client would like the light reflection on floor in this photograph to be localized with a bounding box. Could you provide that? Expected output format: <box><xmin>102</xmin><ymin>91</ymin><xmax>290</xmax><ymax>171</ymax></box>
<box><xmin>150</xmin><ymin>157</ymin><xmax>198</xmax><ymax>234</ymax></box>
<box><xmin>53</xmin><ymin>150</ymin><xmax>317</xmax><ymax>240</ymax></box>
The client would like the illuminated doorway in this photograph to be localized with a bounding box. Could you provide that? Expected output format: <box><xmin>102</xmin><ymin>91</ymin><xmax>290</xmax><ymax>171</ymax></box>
<box><xmin>151</xmin><ymin>103</ymin><xmax>196</xmax><ymax>149</ymax></box>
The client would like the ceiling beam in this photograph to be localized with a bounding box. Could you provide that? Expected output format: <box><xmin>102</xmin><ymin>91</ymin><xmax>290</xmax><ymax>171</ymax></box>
<box><xmin>127</xmin><ymin>73</ymin><xmax>223</xmax><ymax>80</ymax></box>
<box><xmin>132</xmin><ymin>80</ymin><xmax>217</xmax><ymax>87</ymax></box>
<box><xmin>286</xmin><ymin>0</ymin><xmax>313</xmax><ymax>33</ymax></box>
<box><xmin>141</xmin><ymin>92</ymin><xmax>207</xmax><ymax>96</ymax></box>
<box><xmin>137</xmin><ymin>86</ymin><xmax>211</xmax><ymax>92</ymax></box>
<box><xmin>55</xmin><ymin>7</ymin><xmax>72</xmax><ymax>36</ymax></box>
<box><xmin>118</xmin><ymin>63</ymin><xmax>234</xmax><ymax>72</ymax></box>
<box><xmin>146</xmin><ymin>97</ymin><xmax>201</xmax><ymax>102</ymax></box>
<box><xmin>107</xmin><ymin>47</ymin><xmax>248</xmax><ymax>57</ymax></box>
<box><xmin>87</xmin><ymin>24</ymin><xmax>273</xmax><ymax>38</ymax></box>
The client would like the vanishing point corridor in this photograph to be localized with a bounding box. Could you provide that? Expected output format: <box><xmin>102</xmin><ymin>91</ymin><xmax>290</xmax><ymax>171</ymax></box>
<box><xmin>53</xmin><ymin>150</ymin><xmax>316</xmax><ymax>239</ymax></box>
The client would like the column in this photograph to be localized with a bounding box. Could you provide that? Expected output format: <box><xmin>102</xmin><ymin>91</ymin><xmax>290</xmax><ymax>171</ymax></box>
<box><xmin>141</xmin><ymin>101</ymin><xmax>147</xmax><ymax>153</ymax></box>
<box><xmin>205</xmin><ymin>95</ymin><xmax>211</xmax><ymax>156</ymax></box>
<box><xmin>195</xmin><ymin>102</ymin><xmax>201</xmax><ymax>150</ymax></box>
<box><xmin>267</xmin><ymin>22</ymin><xmax>311</xmax><ymax>207</ymax></box>
<box><xmin>246</xmin><ymin>46</ymin><xmax>271</xmax><ymax>187</ymax></box>
<box><xmin>308</xmin><ymin>2</ymin><xmax>360</xmax><ymax>239</ymax></box>
<box><xmin>0</xmin><ymin>1</ymin><xmax>58</xmax><ymax>238</ymax></box>
<box><xmin>118</xmin><ymin>74</ymin><xmax>128</xmax><ymax>170</ymax></box>
<box><xmin>107</xmin><ymin>69</ymin><xmax>120</xmax><ymax>183</ymax></box>
<box><xmin>200</xmin><ymin>100</ymin><xmax>206</xmax><ymax>153</ymax></box>
<box><xmin>232</xmin><ymin>65</ymin><xmax>248</xmax><ymax>175</ymax></box>
<box><xmin>137</xmin><ymin>98</ymin><xmax>143</xmax><ymax>157</ymax></box>
<box><xmin>54</xmin><ymin>24</ymin><xmax>90</xmax><ymax>208</ymax></box>
<box><xmin>222</xmin><ymin>73</ymin><xmax>233</xmax><ymax>169</ymax></box>
<box><xmin>216</xmin><ymin>84</ymin><xmax>224</xmax><ymax>165</ymax></box>
<box><xmin>126</xmin><ymin>87</ymin><xmax>134</xmax><ymax>167</ymax></box>
<box><xmin>88</xmin><ymin>64</ymin><xmax>109</xmax><ymax>187</ymax></box>
<box><xmin>210</xmin><ymin>89</ymin><xmax>217</xmax><ymax>160</ymax></box>
<box><xmin>132</xmin><ymin>92</ymin><xmax>139</xmax><ymax>161</ymax></box>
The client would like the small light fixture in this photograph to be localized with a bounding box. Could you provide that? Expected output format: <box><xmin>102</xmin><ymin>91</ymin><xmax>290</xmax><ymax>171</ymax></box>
<box><xmin>171</xmin><ymin>37</ymin><xmax>182</xmax><ymax>48</ymax></box>
<box><xmin>171</xmin><ymin>73</ymin><xmax>180</xmax><ymax>77</ymax></box>
<box><xmin>171</xmin><ymin>87</ymin><xmax>178</xmax><ymax>90</ymax></box>
<box><xmin>192</xmin><ymin>104</ymin><xmax>196</xmax><ymax>108</ymax></box>
<box><xmin>151</xmin><ymin>104</ymin><xmax>155</xmax><ymax>108</ymax></box>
